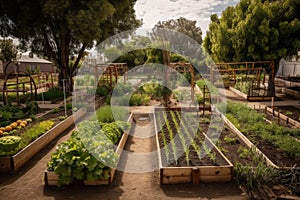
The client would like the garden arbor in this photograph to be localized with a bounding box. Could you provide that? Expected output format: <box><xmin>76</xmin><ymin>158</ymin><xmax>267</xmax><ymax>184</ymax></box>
<box><xmin>169</xmin><ymin>62</ymin><xmax>195</xmax><ymax>102</ymax></box>
<box><xmin>209</xmin><ymin>61</ymin><xmax>275</xmax><ymax>101</ymax></box>
<box><xmin>94</xmin><ymin>63</ymin><xmax>128</xmax><ymax>90</ymax></box>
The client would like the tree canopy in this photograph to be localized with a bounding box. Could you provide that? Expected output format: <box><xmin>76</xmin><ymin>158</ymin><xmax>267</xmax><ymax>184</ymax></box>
<box><xmin>204</xmin><ymin>0</ymin><xmax>300</xmax><ymax>63</ymax></box>
<box><xmin>0</xmin><ymin>0</ymin><xmax>141</xmax><ymax>90</ymax></box>
<box><xmin>204</xmin><ymin>0</ymin><xmax>300</xmax><ymax>95</ymax></box>
<box><xmin>0</xmin><ymin>38</ymin><xmax>18</xmax><ymax>74</ymax></box>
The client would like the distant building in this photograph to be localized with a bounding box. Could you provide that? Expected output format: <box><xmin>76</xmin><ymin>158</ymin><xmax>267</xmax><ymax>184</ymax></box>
<box><xmin>0</xmin><ymin>51</ymin><xmax>55</xmax><ymax>78</ymax></box>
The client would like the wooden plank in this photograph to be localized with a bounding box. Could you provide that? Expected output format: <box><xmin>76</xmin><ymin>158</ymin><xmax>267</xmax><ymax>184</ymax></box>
<box><xmin>266</xmin><ymin>107</ymin><xmax>300</xmax><ymax>128</ymax></box>
<box><xmin>0</xmin><ymin>157</ymin><xmax>12</xmax><ymax>172</ymax></box>
<box><xmin>162</xmin><ymin>176</ymin><xmax>191</xmax><ymax>184</ymax></box>
<box><xmin>162</xmin><ymin>167</ymin><xmax>192</xmax><ymax>177</ymax></box>
<box><xmin>247</xmin><ymin>96</ymin><xmax>273</xmax><ymax>101</ymax></box>
<box><xmin>153</xmin><ymin>112</ymin><xmax>163</xmax><ymax>169</ymax></box>
<box><xmin>192</xmin><ymin>167</ymin><xmax>200</xmax><ymax>185</ymax></box>
<box><xmin>229</xmin><ymin>87</ymin><xmax>248</xmax><ymax>100</ymax></box>
<box><xmin>199</xmin><ymin>166</ymin><xmax>232</xmax><ymax>176</ymax></box>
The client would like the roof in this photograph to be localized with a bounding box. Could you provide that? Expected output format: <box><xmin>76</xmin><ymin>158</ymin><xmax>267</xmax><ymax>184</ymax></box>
<box><xmin>19</xmin><ymin>51</ymin><xmax>52</xmax><ymax>64</ymax></box>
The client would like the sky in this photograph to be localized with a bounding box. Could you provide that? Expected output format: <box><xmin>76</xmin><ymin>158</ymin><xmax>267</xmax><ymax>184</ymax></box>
<box><xmin>134</xmin><ymin>0</ymin><xmax>239</xmax><ymax>36</ymax></box>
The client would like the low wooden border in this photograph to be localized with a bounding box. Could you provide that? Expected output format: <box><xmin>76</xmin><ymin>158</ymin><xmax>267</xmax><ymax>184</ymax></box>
<box><xmin>215</xmin><ymin>108</ymin><xmax>300</xmax><ymax>170</ymax></box>
<box><xmin>229</xmin><ymin>87</ymin><xmax>273</xmax><ymax>101</ymax></box>
<box><xmin>153</xmin><ymin>108</ymin><xmax>233</xmax><ymax>185</ymax></box>
<box><xmin>0</xmin><ymin>108</ymin><xmax>87</xmax><ymax>172</ymax></box>
<box><xmin>44</xmin><ymin>112</ymin><xmax>133</xmax><ymax>186</ymax></box>
<box><xmin>229</xmin><ymin>87</ymin><xmax>248</xmax><ymax>100</ymax></box>
<box><xmin>264</xmin><ymin>106</ymin><xmax>300</xmax><ymax>128</ymax></box>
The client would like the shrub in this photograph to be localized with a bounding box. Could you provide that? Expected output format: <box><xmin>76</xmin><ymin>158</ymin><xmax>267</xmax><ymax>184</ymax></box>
<box><xmin>36</xmin><ymin>87</ymin><xmax>64</xmax><ymax>101</ymax></box>
<box><xmin>95</xmin><ymin>105</ymin><xmax>128</xmax><ymax>123</ymax></box>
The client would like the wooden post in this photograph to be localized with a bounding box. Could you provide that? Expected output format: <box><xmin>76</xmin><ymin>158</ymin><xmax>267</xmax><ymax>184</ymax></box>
<box><xmin>286</xmin><ymin>118</ymin><xmax>289</xmax><ymax>125</ymax></box>
<box><xmin>277</xmin><ymin>111</ymin><xmax>280</xmax><ymax>125</ymax></box>
<box><xmin>192</xmin><ymin>167</ymin><xmax>200</xmax><ymax>185</ymax></box>
<box><xmin>264</xmin><ymin>106</ymin><xmax>266</xmax><ymax>114</ymax></box>
<box><xmin>271</xmin><ymin>97</ymin><xmax>274</xmax><ymax>116</ymax></box>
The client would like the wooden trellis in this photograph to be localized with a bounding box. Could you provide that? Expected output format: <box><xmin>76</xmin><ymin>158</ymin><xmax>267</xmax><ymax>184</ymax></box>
<box><xmin>169</xmin><ymin>62</ymin><xmax>195</xmax><ymax>101</ymax></box>
<box><xmin>209</xmin><ymin>61</ymin><xmax>275</xmax><ymax>100</ymax></box>
<box><xmin>2</xmin><ymin>70</ymin><xmax>37</xmax><ymax>105</ymax></box>
<box><xmin>94</xmin><ymin>63</ymin><xmax>128</xmax><ymax>90</ymax></box>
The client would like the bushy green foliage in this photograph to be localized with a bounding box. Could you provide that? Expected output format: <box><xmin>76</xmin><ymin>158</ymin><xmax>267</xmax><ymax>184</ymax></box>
<box><xmin>196</xmin><ymin>79</ymin><xmax>219</xmax><ymax>95</ymax></box>
<box><xmin>95</xmin><ymin>105</ymin><xmax>128</xmax><ymax>123</ymax></box>
<box><xmin>0</xmin><ymin>102</ymin><xmax>40</xmax><ymax>127</ymax></box>
<box><xmin>0</xmin><ymin>136</ymin><xmax>21</xmax><ymax>153</ymax></box>
<box><xmin>220</xmin><ymin>102</ymin><xmax>300</xmax><ymax>159</ymax></box>
<box><xmin>36</xmin><ymin>88</ymin><xmax>64</xmax><ymax>101</ymax></box>
<box><xmin>19</xmin><ymin>120</ymin><xmax>55</xmax><ymax>149</ymax></box>
<box><xmin>47</xmin><ymin>120</ymin><xmax>130</xmax><ymax>186</ymax></box>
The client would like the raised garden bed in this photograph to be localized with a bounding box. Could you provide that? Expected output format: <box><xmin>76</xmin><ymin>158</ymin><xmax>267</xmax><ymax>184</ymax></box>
<box><xmin>0</xmin><ymin>107</ymin><xmax>87</xmax><ymax>172</ymax></box>
<box><xmin>260</xmin><ymin>106</ymin><xmax>300</xmax><ymax>129</ymax></box>
<box><xmin>215</xmin><ymin>103</ymin><xmax>300</xmax><ymax>170</ymax></box>
<box><xmin>44</xmin><ymin>112</ymin><xmax>133</xmax><ymax>186</ymax></box>
<box><xmin>154</xmin><ymin>108</ymin><xmax>233</xmax><ymax>184</ymax></box>
<box><xmin>229</xmin><ymin>86</ymin><xmax>273</xmax><ymax>101</ymax></box>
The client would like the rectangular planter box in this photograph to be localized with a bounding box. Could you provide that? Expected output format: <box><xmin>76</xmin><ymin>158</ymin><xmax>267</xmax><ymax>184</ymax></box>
<box><xmin>0</xmin><ymin>108</ymin><xmax>87</xmax><ymax>172</ymax></box>
<box><xmin>215</xmin><ymin>108</ymin><xmax>300</xmax><ymax>170</ymax></box>
<box><xmin>265</xmin><ymin>106</ymin><xmax>300</xmax><ymax>128</ymax></box>
<box><xmin>229</xmin><ymin>86</ymin><xmax>273</xmax><ymax>101</ymax></box>
<box><xmin>44</xmin><ymin>112</ymin><xmax>133</xmax><ymax>186</ymax></box>
<box><xmin>153</xmin><ymin>108</ymin><xmax>233</xmax><ymax>185</ymax></box>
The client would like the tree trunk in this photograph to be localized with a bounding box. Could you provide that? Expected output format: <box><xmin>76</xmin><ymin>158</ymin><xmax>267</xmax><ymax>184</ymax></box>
<box><xmin>58</xmin><ymin>67</ymin><xmax>73</xmax><ymax>93</ymax></box>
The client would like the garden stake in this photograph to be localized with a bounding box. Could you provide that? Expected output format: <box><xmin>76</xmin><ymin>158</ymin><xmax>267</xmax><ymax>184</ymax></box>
<box><xmin>192</xmin><ymin>167</ymin><xmax>200</xmax><ymax>185</ymax></box>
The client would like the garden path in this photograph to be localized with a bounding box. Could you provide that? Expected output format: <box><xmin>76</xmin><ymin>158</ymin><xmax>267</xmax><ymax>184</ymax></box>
<box><xmin>0</xmin><ymin>109</ymin><xmax>248</xmax><ymax>200</ymax></box>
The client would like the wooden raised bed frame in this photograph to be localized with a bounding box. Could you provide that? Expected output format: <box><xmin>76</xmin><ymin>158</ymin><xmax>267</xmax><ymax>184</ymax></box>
<box><xmin>229</xmin><ymin>86</ymin><xmax>273</xmax><ymax>101</ymax></box>
<box><xmin>0</xmin><ymin>108</ymin><xmax>87</xmax><ymax>172</ymax></box>
<box><xmin>44</xmin><ymin>112</ymin><xmax>133</xmax><ymax>186</ymax></box>
<box><xmin>153</xmin><ymin>108</ymin><xmax>233</xmax><ymax>185</ymax></box>
<box><xmin>215</xmin><ymin>107</ymin><xmax>300</xmax><ymax>171</ymax></box>
<box><xmin>264</xmin><ymin>106</ymin><xmax>300</xmax><ymax>128</ymax></box>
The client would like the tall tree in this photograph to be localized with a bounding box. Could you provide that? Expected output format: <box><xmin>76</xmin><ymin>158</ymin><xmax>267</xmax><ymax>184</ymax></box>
<box><xmin>152</xmin><ymin>17</ymin><xmax>203</xmax><ymax>58</ymax></box>
<box><xmin>0</xmin><ymin>38</ymin><xmax>18</xmax><ymax>75</ymax></box>
<box><xmin>204</xmin><ymin>0</ymin><xmax>300</xmax><ymax>96</ymax></box>
<box><xmin>0</xmin><ymin>0</ymin><xmax>141</xmax><ymax>91</ymax></box>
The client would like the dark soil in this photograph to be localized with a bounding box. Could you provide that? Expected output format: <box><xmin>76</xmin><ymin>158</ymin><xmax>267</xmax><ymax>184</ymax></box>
<box><xmin>251</xmin><ymin>134</ymin><xmax>300</xmax><ymax>167</ymax></box>
<box><xmin>156</xmin><ymin>111</ymin><xmax>229</xmax><ymax>167</ymax></box>
<box><xmin>272</xmin><ymin>105</ymin><xmax>300</xmax><ymax>123</ymax></box>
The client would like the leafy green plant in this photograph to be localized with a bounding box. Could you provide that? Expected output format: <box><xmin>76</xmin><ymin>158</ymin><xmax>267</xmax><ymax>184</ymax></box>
<box><xmin>36</xmin><ymin>87</ymin><xmax>64</xmax><ymax>101</ymax></box>
<box><xmin>96</xmin><ymin>86</ymin><xmax>109</xmax><ymax>97</ymax></box>
<box><xmin>219</xmin><ymin>102</ymin><xmax>300</xmax><ymax>159</ymax></box>
<box><xmin>47</xmin><ymin>120</ymin><xmax>124</xmax><ymax>186</ymax></box>
<box><xmin>95</xmin><ymin>105</ymin><xmax>128</xmax><ymax>123</ymax></box>
<box><xmin>224</xmin><ymin>135</ymin><xmax>238</xmax><ymax>145</ymax></box>
<box><xmin>163</xmin><ymin>112</ymin><xmax>178</xmax><ymax>165</ymax></box>
<box><xmin>237</xmin><ymin>146</ymin><xmax>251</xmax><ymax>159</ymax></box>
<box><xmin>0</xmin><ymin>136</ymin><xmax>21</xmax><ymax>153</ymax></box>
<box><xmin>284</xmin><ymin>111</ymin><xmax>292</xmax><ymax>116</ymax></box>
<box><xmin>234</xmin><ymin>149</ymin><xmax>278</xmax><ymax>197</ymax></box>
<box><xmin>19</xmin><ymin>120</ymin><xmax>55</xmax><ymax>149</ymax></box>
<box><xmin>170</xmin><ymin>111</ymin><xmax>190</xmax><ymax>166</ymax></box>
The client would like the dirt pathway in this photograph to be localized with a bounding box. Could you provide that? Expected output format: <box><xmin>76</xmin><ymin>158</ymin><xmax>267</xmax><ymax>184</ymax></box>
<box><xmin>0</xmin><ymin>111</ymin><xmax>248</xmax><ymax>200</ymax></box>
